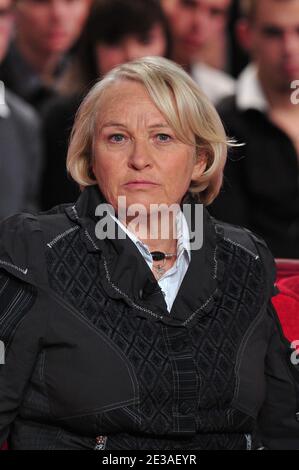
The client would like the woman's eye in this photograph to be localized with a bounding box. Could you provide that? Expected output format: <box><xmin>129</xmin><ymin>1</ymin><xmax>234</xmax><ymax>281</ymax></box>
<box><xmin>109</xmin><ymin>134</ymin><xmax>125</xmax><ymax>143</ymax></box>
<box><xmin>156</xmin><ymin>133</ymin><xmax>172</xmax><ymax>142</ymax></box>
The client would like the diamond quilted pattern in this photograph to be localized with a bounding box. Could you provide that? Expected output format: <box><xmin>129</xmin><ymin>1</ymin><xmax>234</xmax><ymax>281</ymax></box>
<box><xmin>43</xmin><ymin>225</ymin><xmax>266</xmax><ymax>448</ymax></box>
<box><xmin>191</xmin><ymin>239</ymin><xmax>264</xmax><ymax>410</ymax></box>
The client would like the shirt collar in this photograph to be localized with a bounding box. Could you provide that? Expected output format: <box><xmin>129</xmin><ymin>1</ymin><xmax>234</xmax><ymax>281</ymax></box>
<box><xmin>0</xmin><ymin>82</ymin><xmax>10</xmax><ymax>118</ymax></box>
<box><xmin>236</xmin><ymin>63</ymin><xmax>269</xmax><ymax>113</ymax></box>
<box><xmin>65</xmin><ymin>185</ymin><xmax>219</xmax><ymax>325</ymax></box>
<box><xmin>109</xmin><ymin>210</ymin><xmax>191</xmax><ymax>264</ymax></box>
<box><xmin>176</xmin><ymin>210</ymin><xmax>191</xmax><ymax>262</ymax></box>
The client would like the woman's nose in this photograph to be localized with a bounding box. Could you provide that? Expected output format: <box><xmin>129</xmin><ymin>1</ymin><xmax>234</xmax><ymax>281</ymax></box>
<box><xmin>128</xmin><ymin>140</ymin><xmax>153</xmax><ymax>170</ymax></box>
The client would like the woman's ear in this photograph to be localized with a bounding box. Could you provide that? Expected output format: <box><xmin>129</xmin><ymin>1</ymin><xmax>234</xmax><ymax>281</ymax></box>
<box><xmin>191</xmin><ymin>153</ymin><xmax>208</xmax><ymax>180</ymax></box>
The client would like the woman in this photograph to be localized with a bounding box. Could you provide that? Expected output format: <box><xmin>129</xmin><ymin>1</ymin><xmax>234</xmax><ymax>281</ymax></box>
<box><xmin>0</xmin><ymin>57</ymin><xmax>298</xmax><ymax>450</ymax></box>
<box><xmin>41</xmin><ymin>0</ymin><xmax>171</xmax><ymax>209</ymax></box>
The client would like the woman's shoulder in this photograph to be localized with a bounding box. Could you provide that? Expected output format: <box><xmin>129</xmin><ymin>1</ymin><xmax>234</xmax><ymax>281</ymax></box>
<box><xmin>0</xmin><ymin>205</ymin><xmax>75</xmax><ymax>286</ymax></box>
<box><xmin>212</xmin><ymin>217</ymin><xmax>277</xmax><ymax>293</ymax></box>
<box><xmin>213</xmin><ymin>217</ymin><xmax>272</xmax><ymax>256</ymax></box>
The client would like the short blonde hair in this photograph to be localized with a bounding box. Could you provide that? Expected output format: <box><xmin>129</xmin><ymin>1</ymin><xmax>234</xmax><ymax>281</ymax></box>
<box><xmin>67</xmin><ymin>56</ymin><xmax>232</xmax><ymax>205</ymax></box>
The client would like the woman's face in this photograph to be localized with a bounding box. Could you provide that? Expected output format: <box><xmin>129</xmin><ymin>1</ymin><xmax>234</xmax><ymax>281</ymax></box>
<box><xmin>95</xmin><ymin>24</ymin><xmax>167</xmax><ymax>75</ymax></box>
<box><xmin>92</xmin><ymin>80</ymin><xmax>206</xmax><ymax>213</ymax></box>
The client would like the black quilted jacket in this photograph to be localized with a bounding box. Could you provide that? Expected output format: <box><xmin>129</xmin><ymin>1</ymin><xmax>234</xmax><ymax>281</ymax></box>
<box><xmin>0</xmin><ymin>185</ymin><xmax>298</xmax><ymax>450</ymax></box>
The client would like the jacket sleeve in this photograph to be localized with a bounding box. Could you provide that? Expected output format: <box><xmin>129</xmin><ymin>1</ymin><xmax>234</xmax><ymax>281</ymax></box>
<box><xmin>257</xmin><ymin>302</ymin><xmax>299</xmax><ymax>449</ymax></box>
<box><xmin>0</xmin><ymin>269</ymin><xmax>47</xmax><ymax>446</ymax></box>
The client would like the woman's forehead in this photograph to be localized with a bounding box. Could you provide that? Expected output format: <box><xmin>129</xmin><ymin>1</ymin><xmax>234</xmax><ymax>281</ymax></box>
<box><xmin>96</xmin><ymin>81</ymin><xmax>170</xmax><ymax>126</ymax></box>
<box><xmin>100</xmin><ymin>80</ymin><xmax>151</xmax><ymax>105</ymax></box>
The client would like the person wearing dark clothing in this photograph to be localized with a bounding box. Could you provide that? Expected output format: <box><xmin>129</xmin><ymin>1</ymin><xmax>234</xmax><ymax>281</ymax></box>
<box><xmin>41</xmin><ymin>0</ymin><xmax>172</xmax><ymax>210</ymax></box>
<box><xmin>209</xmin><ymin>0</ymin><xmax>299</xmax><ymax>259</ymax></box>
<box><xmin>0</xmin><ymin>0</ymin><xmax>43</xmax><ymax>220</ymax></box>
<box><xmin>0</xmin><ymin>43</ymin><xmax>67</xmax><ymax>112</ymax></box>
<box><xmin>161</xmin><ymin>0</ymin><xmax>236</xmax><ymax>104</ymax></box>
<box><xmin>1</xmin><ymin>57</ymin><xmax>298</xmax><ymax>450</ymax></box>
<box><xmin>1</xmin><ymin>183</ymin><xmax>299</xmax><ymax>450</ymax></box>
<box><xmin>209</xmin><ymin>67</ymin><xmax>299</xmax><ymax>258</ymax></box>
<box><xmin>0</xmin><ymin>0</ymin><xmax>92</xmax><ymax>112</ymax></box>
<box><xmin>41</xmin><ymin>94</ymin><xmax>81</xmax><ymax>208</ymax></box>
<box><xmin>0</xmin><ymin>89</ymin><xmax>43</xmax><ymax>219</ymax></box>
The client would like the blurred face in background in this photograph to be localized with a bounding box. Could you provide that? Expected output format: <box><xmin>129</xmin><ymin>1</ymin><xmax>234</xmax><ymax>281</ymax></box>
<box><xmin>15</xmin><ymin>0</ymin><xmax>91</xmax><ymax>55</ymax></box>
<box><xmin>162</xmin><ymin>0</ymin><xmax>230</xmax><ymax>65</ymax></box>
<box><xmin>95</xmin><ymin>24</ymin><xmax>167</xmax><ymax>76</ymax></box>
<box><xmin>243</xmin><ymin>0</ymin><xmax>299</xmax><ymax>92</ymax></box>
<box><xmin>0</xmin><ymin>0</ymin><xmax>13</xmax><ymax>62</ymax></box>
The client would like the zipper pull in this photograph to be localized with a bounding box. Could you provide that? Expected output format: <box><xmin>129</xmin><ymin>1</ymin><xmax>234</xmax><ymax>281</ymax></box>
<box><xmin>94</xmin><ymin>435</ymin><xmax>107</xmax><ymax>450</ymax></box>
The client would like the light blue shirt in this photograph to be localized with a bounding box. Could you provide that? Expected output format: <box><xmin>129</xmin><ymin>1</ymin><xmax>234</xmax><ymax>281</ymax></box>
<box><xmin>110</xmin><ymin>212</ymin><xmax>191</xmax><ymax>312</ymax></box>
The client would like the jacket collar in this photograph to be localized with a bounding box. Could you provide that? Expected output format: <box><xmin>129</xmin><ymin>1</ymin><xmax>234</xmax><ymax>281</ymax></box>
<box><xmin>65</xmin><ymin>185</ymin><xmax>221</xmax><ymax>326</ymax></box>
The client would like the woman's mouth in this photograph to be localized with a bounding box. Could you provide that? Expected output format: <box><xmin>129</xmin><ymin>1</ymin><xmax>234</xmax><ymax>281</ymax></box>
<box><xmin>124</xmin><ymin>181</ymin><xmax>159</xmax><ymax>187</ymax></box>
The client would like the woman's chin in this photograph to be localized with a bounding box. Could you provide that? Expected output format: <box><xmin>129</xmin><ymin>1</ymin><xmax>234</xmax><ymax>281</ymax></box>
<box><xmin>119</xmin><ymin>195</ymin><xmax>173</xmax><ymax>212</ymax></box>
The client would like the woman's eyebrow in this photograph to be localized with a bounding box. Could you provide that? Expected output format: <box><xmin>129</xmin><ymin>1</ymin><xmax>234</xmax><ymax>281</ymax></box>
<box><xmin>148</xmin><ymin>123</ymin><xmax>171</xmax><ymax>129</ymax></box>
<box><xmin>100</xmin><ymin>122</ymin><xmax>171</xmax><ymax>130</ymax></box>
<box><xmin>100</xmin><ymin>122</ymin><xmax>127</xmax><ymax>129</ymax></box>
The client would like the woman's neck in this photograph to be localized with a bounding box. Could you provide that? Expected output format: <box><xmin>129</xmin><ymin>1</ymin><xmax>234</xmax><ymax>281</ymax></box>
<box><xmin>122</xmin><ymin>211</ymin><xmax>178</xmax><ymax>254</ymax></box>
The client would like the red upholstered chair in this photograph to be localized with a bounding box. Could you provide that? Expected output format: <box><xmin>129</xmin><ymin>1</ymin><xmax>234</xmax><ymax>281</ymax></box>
<box><xmin>273</xmin><ymin>259</ymin><xmax>299</xmax><ymax>347</ymax></box>
<box><xmin>275</xmin><ymin>259</ymin><xmax>299</xmax><ymax>282</ymax></box>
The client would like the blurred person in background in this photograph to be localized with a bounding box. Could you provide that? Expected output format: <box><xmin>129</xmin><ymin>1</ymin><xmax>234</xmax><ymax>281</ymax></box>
<box><xmin>0</xmin><ymin>0</ymin><xmax>43</xmax><ymax>220</ymax></box>
<box><xmin>162</xmin><ymin>0</ymin><xmax>235</xmax><ymax>103</ymax></box>
<box><xmin>0</xmin><ymin>0</ymin><xmax>92</xmax><ymax>111</ymax></box>
<box><xmin>227</xmin><ymin>0</ymin><xmax>249</xmax><ymax>77</ymax></box>
<box><xmin>0</xmin><ymin>0</ymin><xmax>12</xmax><ymax>61</ymax></box>
<box><xmin>58</xmin><ymin>0</ymin><xmax>171</xmax><ymax>96</ymax></box>
<box><xmin>41</xmin><ymin>0</ymin><xmax>171</xmax><ymax>210</ymax></box>
<box><xmin>209</xmin><ymin>0</ymin><xmax>299</xmax><ymax>259</ymax></box>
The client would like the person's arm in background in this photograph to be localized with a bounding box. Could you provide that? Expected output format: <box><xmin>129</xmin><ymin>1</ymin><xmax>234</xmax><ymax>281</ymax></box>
<box><xmin>9</xmin><ymin>92</ymin><xmax>44</xmax><ymax>213</ymax></box>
